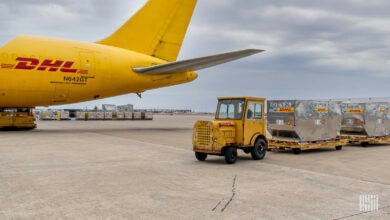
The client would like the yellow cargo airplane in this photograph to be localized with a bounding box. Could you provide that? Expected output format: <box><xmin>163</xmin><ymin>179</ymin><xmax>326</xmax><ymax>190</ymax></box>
<box><xmin>0</xmin><ymin>0</ymin><xmax>263</xmax><ymax>129</ymax></box>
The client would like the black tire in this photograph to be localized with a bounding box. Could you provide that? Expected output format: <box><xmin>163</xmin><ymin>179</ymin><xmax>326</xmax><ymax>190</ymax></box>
<box><xmin>224</xmin><ymin>147</ymin><xmax>237</xmax><ymax>164</ymax></box>
<box><xmin>195</xmin><ymin>152</ymin><xmax>207</xmax><ymax>161</ymax></box>
<box><xmin>335</xmin><ymin>146</ymin><xmax>343</xmax><ymax>150</ymax></box>
<box><xmin>361</xmin><ymin>142</ymin><xmax>369</xmax><ymax>147</ymax></box>
<box><xmin>292</xmin><ymin>148</ymin><xmax>301</xmax><ymax>154</ymax></box>
<box><xmin>251</xmin><ymin>139</ymin><xmax>267</xmax><ymax>160</ymax></box>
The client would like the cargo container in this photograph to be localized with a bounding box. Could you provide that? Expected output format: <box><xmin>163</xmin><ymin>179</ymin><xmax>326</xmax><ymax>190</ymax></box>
<box><xmin>124</xmin><ymin>112</ymin><xmax>133</xmax><ymax>120</ymax></box>
<box><xmin>142</xmin><ymin>112</ymin><xmax>153</xmax><ymax>120</ymax></box>
<box><xmin>87</xmin><ymin>112</ymin><xmax>97</xmax><ymax>120</ymax></box>
<box><xmin>76</xmin><ymin>112</ymin><xmax>86</xmax><ymax>120</ymax></box>
<box><xmin>57</xmin><ymin>111</ymin><xmax>70</xmax><ymax>120</ymax></box>
<box><xmin>339</xmin><ymin>102</ymin><xmax>390</xmax><ymax>146</ymax></box>
<box><xmin>115</xmin><ymin>111</ymin><xmax>125</xmax><ymax>120</ymax></box>
<box><xmin>117</xmin><ymin>104</ymin><xmax>134</xmax><ymax>112</ymax></box>
<box><xmin>267</xmin><ymin>100</ymin><xmax>347</xmax><ymax>154</ymax></box>
<box><xmin>104</xmin><ymin>112</ymin><xmax>113</xmax><ymax>120</ymax></box>
<box><xmin>133</xmin><ymin>112</ymin><xmax>142</xmax><ymax>120</ymax></box>
<box><xmin>41</xmin><ymin>110</ymin><xmax>56</xmax><ymax>120</ymax></box>
<box><xmin>102</xmin><ymin>104</ymin><xmax>116</xmax><ymax>112</ymax></box>
<box><xmin>96</xmin><ymin>112</ymin><xmax>105</xmax><ymax>120</ymax></box>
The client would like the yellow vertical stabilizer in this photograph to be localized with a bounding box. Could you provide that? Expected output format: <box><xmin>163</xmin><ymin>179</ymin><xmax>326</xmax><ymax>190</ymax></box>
<box><xmin>97</xmin><ymin>0</ymin><xmax>197</xmax><ymax>62</ymax></box>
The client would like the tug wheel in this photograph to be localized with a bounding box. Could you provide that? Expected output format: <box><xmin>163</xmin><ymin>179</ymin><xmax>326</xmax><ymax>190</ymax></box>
<box><xmin>251</xmin><ymin>139</ymin><xmax>266</xmax><ymax>160</ymax></box>
<box><xmin>224</xmin><ymin>147</ymin><xmax>237</xmax><ymax>164</ymax></box>
<box><xmin>195</xmin><ymin>152</ymin><xmax>207</xmax><ymax>161</ymax></box>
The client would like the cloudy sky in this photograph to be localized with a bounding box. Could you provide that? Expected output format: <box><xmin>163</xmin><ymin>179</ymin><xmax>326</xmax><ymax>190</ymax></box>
<box><xmin>0</xmin><ymin>0</ymin><xmax>389</xmax><ymax>112</ymax></box>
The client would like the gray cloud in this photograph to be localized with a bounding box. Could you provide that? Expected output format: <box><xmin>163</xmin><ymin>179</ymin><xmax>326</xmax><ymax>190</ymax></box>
<box><xmin>0</xmin><ymin>0</ymin><xmax>389</xmax><ymax>112</ymax></box>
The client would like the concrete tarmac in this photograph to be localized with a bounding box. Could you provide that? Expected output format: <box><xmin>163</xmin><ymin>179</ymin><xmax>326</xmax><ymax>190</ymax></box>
<box><xmin>0</xmin><ymin>115</ymin><xmax>389</xmax><ymax>219</ymax></box>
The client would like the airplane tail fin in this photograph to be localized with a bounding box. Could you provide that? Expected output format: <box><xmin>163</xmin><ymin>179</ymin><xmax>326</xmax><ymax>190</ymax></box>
<box><xmin>97</xmin><ymin>0</ymin><xmax>197</xmax><ymax>62</ymax></box>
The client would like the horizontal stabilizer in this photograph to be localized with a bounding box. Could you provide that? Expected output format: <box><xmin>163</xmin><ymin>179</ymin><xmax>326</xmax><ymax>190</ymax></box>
<box><xmin>133</xmin><ymin>49</ymin><xmax>264</xmax><ymax>75</ymax></box>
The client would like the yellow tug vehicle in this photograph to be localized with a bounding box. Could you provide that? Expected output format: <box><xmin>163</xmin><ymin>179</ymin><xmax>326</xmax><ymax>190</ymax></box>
<box><xmin>193</xmin><ymin>97</ymin><xmax>267</xmax><ymax>164</ymax></box>
<box><xmin>0</xmin><ymin>108</ymin><xmax>36</xmax><ymax>130</ymax></box>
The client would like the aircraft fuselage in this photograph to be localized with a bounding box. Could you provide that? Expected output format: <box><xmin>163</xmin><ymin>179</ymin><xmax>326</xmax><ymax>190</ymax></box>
<box><xmin>0</xmin><ymin>35</ymin><xmax>197</xmax><ymax>107</ymax></box>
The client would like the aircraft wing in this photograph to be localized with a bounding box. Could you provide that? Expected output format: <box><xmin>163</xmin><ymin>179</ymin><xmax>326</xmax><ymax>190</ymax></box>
<box><xmin>133</xmin><ymin>49</ymin><xmax>264</xmax><ymax>75</ymax></box>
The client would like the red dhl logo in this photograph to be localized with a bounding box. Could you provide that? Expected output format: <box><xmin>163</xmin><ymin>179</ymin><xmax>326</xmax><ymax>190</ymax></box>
<box><xmin>346</xmin><ymin>109</ymin><xmax>364</xmax><ymax>114</ymax></box>
<box><xmin>277</xmin><ymin>107</ymin><xmax>294</xmax><ymax>113</ymax></box>
<box><xmin>316</xmin><ymin>107</ymin><xmax>328</xmax><ymax>113</ymax></box>
<box><xmin>219</xmin><ymin>121</ymin><xmax>234</xmax><ymax>127</ymax></box>
<box><xmin>1</xmin><ymin>57</ymin><xmax>88</xmax><ymax>74</ymax></box>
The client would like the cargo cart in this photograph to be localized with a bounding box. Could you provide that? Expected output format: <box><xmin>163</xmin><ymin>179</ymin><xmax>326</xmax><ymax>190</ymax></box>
<box><xmin>268</xmin><ymin>138</ymin><xmax>348</xmax><ymax>154</ymax></box>
<box><xmin>267</xmin><ymin>100</ymin><xmax>347</xmax><ymax>154</ymax></box>
<box><xmin>339</xmin><ymin>102</ymin><xmax>390</xmax><ymax>146</ymax></box>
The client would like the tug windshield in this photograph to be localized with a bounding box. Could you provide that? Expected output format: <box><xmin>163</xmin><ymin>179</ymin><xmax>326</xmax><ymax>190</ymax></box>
<box><xmin>216</xmin><ymin>99</ymin><xmax>245</xmax><ymax>120</ymax></box>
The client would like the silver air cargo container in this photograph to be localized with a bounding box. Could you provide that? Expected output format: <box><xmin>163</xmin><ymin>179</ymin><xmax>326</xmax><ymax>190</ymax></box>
<box><xmin>96</xmin><ymin>112</ymin><xmax>105</xmax><ymax>120</ymax></box>
<box><xmin>133</xmin><ymin>112</ymin><xmax>142</xmax><ymax>120</ymax></box>
<box><xmin>115</xmin><ymin>111</ymin><xmax>125</xmax><ymax>120</ymax></box>
<box><xmin>76</xmin><ymin>112</ymin><xmax>86</xmax><ymax>120</ymax></box>
<box><xmin>41</xmin><ymin>110</ymin><xmax>56</xmax><ymax>120</ymax></box>
<box><xmin>117</xmin><ymin>104</ymin><xmax>134</xmax><ymax>112</ymax></box>
<box><xmin>142</xmin><ymin>112</ymin><xmax>153</xmax><ymax>120</ymax></box>
<box><xmin>102</xmin><ymin>104</ymin><xmax>116</xmax><ymax>112</ymax></box>
<box><xmin>267</xmin><ymin>100</ymin><xmax>342</xmax><ymax>141</ymax></box>
<box><xmin>340</xmin><ymin>102</ymin><xmax>390</xmax><ymax>137</ymax></box>
<box><xmin>267</xmin><ymin>100</ymin><xmax>347</xmax><ymax>154</ymax></box>
<box><xmin>124</xmin><ymin>112</ymin><xmax>133</xmax><ymax>120</ymax></box>
<box><xmin>88</xmin><ymin>112</ymin><xmax>97</xmax><ymax>120</ymax></box>
<box><xmin>104</xmin><ymin>112</ymin><xmax>113</xmax><ymax>120</ymax></box>
<box><xmin>58</xmin><ymin>111</ymin><xmax>70</xmax><ymax>120</ymax></box>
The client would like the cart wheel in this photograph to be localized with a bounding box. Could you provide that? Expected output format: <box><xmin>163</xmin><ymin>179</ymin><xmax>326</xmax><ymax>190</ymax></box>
<box><xmin>251</xmin><ymin>138</ymin><xmax>267</xmax><ymax>160</ymax></box>
<box><xmin>195</xmin><ymin>152</ymin><xmax>207</xmax><ymax>161</ymax></box>
<box><xmin>292</xmin><ymin>148</ymin><xmax>301</xmax><ymax>154</ymax></box>
<box><xmin>361</xmin><ymin>142</ymin><xmax>369</xmax><ymax>147</ymax></box>
<box><xmin>335</xmin><ymin>146</ymin><xmax>343</xmax><ymax>150</ymax></box>
<box><xmin>224</xmin><ymin>147</ymin><xmax>237</xmax><ymax>164</ymax></box>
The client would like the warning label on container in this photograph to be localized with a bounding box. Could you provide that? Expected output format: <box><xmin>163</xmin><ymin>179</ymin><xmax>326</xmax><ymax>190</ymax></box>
<box><xmin>346</xmin><ymin>109</ymin><xmax>364</xmax><ymax>114</ymax></box>
<box><xmin>316</xmin><ymin>107</ymin><xmax>328</xmax><ymax>113</ymax></box>
<box><xmin>378</xmin><ymin>109</ymin><xmax>388</xmax><ymax>114</ymax></box>
<box><xmin>277</xmin><ymin>108</ymin><xmax>294</xmax><ymax>113</ymax></box>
